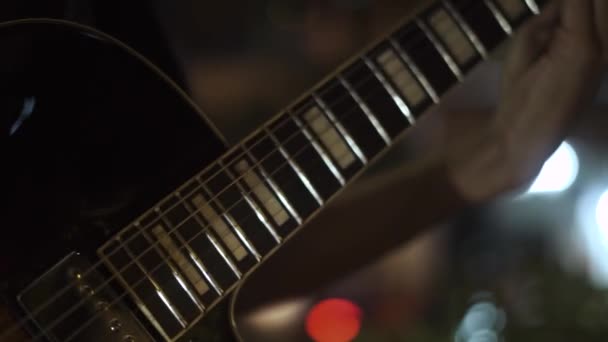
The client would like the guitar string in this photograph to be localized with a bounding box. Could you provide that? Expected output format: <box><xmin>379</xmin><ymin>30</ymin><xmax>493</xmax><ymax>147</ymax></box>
<box><xmin>59</xmin><ymin>69</ymin><xmax>442</xmax><ymax>342</ymax></box>
<box><xmin>60</xmin><ymin>15</ymin><xmax>503</xmax><ymax>342</ymax></box>
<box><xmin>65</xmin><ymin>93</ymin><xmax>441</xmax><ymax>342</ymax></box>
<box><xmin>4</xmin><ymin>1</ymin><xmax>500</xmax><ymax>339</ymax></box>
<box><xmin>59</xmin><ymin>3</ymin><xmax>538</xmax><ymax>339</ymax></box>
<box><xmin>2</xmin><ymin>0</ymin><xmax>509</xmax><ymax>339</ymax></box>
<box><xmin>2</xmin><ymin>2</ymin><xmax>496</xmax><ymax>340</ymax></box>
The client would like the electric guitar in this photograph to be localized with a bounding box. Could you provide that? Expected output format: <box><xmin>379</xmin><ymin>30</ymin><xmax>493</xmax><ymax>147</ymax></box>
<box><xmin>0</xmin><ymin>0</ymin><xmax>544</xmax><ymax>340</ymax></box>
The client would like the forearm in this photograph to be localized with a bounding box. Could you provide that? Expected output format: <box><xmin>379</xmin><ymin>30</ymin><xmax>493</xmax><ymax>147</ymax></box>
<box><xmin>239</xmin><ymin>157</ymin><xmax>470</xmax><ymax>309</ymax></box>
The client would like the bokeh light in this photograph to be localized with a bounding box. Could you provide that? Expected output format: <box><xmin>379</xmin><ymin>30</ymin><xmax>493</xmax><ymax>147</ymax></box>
<box><xmin>455</xmin><ymin>300</ymin><xmax>505</xmax><ymax>342</ymax></box>
<box><xmin>306</xmin><ymin>298</ymin><xmax>362</xmax><ymax>342</ymax></box>
<box><xmin>528</xmin><ymin>142</ymin><xmax>579</xmax><ymax>194</ymax></box>
<box><xmin>596</xmin><ymin>190</ymin><xmax>608</xmax><ymax>243</ymax></box>
<box><xmin>577</xmin><ymin>186</ymin><xmax>608</xmax><ymax>287</ymax></box>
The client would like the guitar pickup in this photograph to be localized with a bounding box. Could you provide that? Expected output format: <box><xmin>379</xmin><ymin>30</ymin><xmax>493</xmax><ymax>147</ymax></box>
<box><xmin>18</xmin><ymin>252</ymin><xmax>153</xmax><ymax>342</ymax></box>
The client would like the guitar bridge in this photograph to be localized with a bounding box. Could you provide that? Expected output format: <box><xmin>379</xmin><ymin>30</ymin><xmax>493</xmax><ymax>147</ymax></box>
<box><xmin>18</xmin><ymin>252</ymin><xmax>153</xmax><ymax>342</ymax></box>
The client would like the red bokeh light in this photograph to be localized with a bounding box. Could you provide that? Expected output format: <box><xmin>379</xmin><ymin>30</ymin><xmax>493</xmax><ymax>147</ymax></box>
<box><xmin>305</xmin><ymin>298</ymin><xmax>363</xmax><ymax>342</ymax></box>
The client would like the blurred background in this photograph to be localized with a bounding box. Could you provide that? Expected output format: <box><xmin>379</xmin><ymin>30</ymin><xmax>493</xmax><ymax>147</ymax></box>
<box><xmin>146</xmin><ymin>1</ymin><xmax>608</xmax><ymax>341</ymax></box>
<box><xmin>5</xmin><ymin>0</ymin><xmax>608</xmax><ymax>340</ymax></box>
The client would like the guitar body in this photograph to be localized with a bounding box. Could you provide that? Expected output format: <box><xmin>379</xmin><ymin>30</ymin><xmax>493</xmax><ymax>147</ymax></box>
<box><xmin>0</xmin><ymin>20</ymin><xmax>238</xmax><ymax>341</ymax></box>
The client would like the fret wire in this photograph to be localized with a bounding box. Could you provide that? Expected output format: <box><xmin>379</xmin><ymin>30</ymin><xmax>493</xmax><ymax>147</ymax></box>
<box><xmin>192</xmin><ymin>192</ymin><xmax>249</xmax><ymax>264</ymax></box>
<box><xmin>388</xmin><ymin>37</ymin><xmax>440</xmax><ymax>103</ymax></box>
<box><xmin>191</xmin><ymin>23</ymin><xmax>473</xmax><ymax>204</ymax></box>
<box><xmin>265</xmin><ymin>128</ymin><xmax>325</xmax><ymax>206</ymax></box>
<box><xmin>27</xmin><ymin>15</ymin><xmax>480</xmax><ymax>320</ymax></box>
<box><xmin>291</xmin><ymin>113</ymin><xmax>346</xmax><ymax>186</ymax></box>
<box><xmin>241</xmin><ymin>145</ymin><xmax>303</xmax><ymax>224</ymax></box>
<box><xmin>524</xmin><ymin>0</ymin><xmax>540</xmax><ymax>14</ymax></box>
<box><xmin>223</xmin><ymin>214</ymin><xmax>261</xmax><ymax>261</ymax></box>
<box><xmin>156</xmin><ymin>208</ymin><xmax>219</xmax><ymax>298</ymax></box>
<box><xmin>242</xmin><ymin>193</ymin><xmax>283</xmax><ymax>243</ymax></box>
<box><xmin>137</xmin><ymin>221</ymin><xmax>206</xmax><ymax>312</ymax></box>
<box><xmin>41</xmin><ymin>76</ymin><xmax>419</xmax><ymax>342</ymax></box>
<box><xmin>234</xmin><ymin>158</ymin><xmax>291</xmax><ymax>226</ymax></box>
<box><xmin>193</xmin><ymin>189</ymin><xmax>249</xmax><ymax>264</ymax></box>
<box><xmin>301</xmin><ymin>106</ymin><xmax>358</xmax><ymax>170</ymax></box>
<box><xmin>313</xmin><ymin>93</ymin><xmax>368</xmax><ymax>164</ymax></box>
<box><xmin>135</xmin><ymin>297</ymin><xmax>170</xmax><ymax>342</ymax></box>
<box><xmin>101</xmin><ymin>34</ymin><xmax>450</xmax><ymax>266</ymax></box>
<box><xmin>200</xmin><ymin>170</ymin><xmax>263</xmax><ymax>261</ymax></box>
<box><xmin>85</xmin><ymin>22</ymin><xmax>479</xmax><ymax>331</ymax></box>
<box><xmin>162</xmin><ymin>82</ymin><xmax>404</xmax><ymax>244</ymax></box>
<box><xmin>416</xmin><ymin>18</ymin><xmax>464</xmax><ymax>81</ymax></box>
<box><xmin>338</xmin><ymin>74</ymin><xmax>392</xmax><ymax>145</ymax></box>
<box><xmin>151</xmin><ymin>70</ymin><xmax>389</xmax><ymax>234</ymax></box>
<box><xmin>68</xmin><ymin>94</ymin><xmax>376</xmax><ymax>338</ymax></box>
<box><xmin>362</xmin><ymin>56</ymin><xmax>415</xmax><ymax>124</ymax></box>
<box><xmin>484</xmin><ymin>0</ymin><xmax>513</xmax><ymax>34</ymax></box>
<box><xmin>150</xmin><ymin>219</ymin><xmax>210</xmax><ymax>300</ymax></box>
<box><xmin>156</xmin><ymin>290</ymin><xmax>186</xmax><ymax>329</ymax></box>
<box><xmin>206</xmin><ymin>233</ymin><xmax>242</xmax><ymax>279</ymax></box>
<box><xmin>85</xmin><ymin>79</ymin><xmax>412</xmax><ymax>339</ymax></box>
<box><xmin>242</xmin><ymin>140</ymin><xmax>302</xmax><ymax>224</ymax></box>
<box><xmin>40</xmin><ymin>76</ymin><xmax>408</xmax><ymax>342</ymax></box>
<box><xmin>443</xmin><ymin>0</ymin><xmax>488</xmax><ymax>58</ymax></box>
<box><xmin>184</xmin><ymin>185</ymin><xmax>243</xmax><ymax>279</ymax></box>
<box><xmin>121</xmin><ymin>239</ymin><xmax>188</xmax><ymax>329</ymax></box>
<box><xmin>171</xmin><ymin>193</ymin><xmax>224</xmax><ymax>295</ymax></box>
<box><xmin>203</xmin><ymin>41</ymin><xmax>438</xmax><ymax>200</ymax></box>
<box><xmin>162</xmin><ymin>219</ymin><xmax>223</xmax><ymax>296</ymax></box>
<box><xmin>97</xmin><ymin>242</ymin><xmax>171</xmax><ymax>340</ymax></box>
<box><xmin>172</xmin><ymin>271</ymin><xmax>204</xmax><ymax>312</ymax></box>
<box><xmin>41</xmin><ymin>26</ymin><xmax>516</xmax><ymax>342</ymax></box>
<box><xmin>18</xmin><ymin>4</ymin><xmax>518</xmax><ymax>339</ymax></box>
<box><xmin>220</xmin><ymin>163</ymin><xmax>283</xmax><ymax>244</ymax></box>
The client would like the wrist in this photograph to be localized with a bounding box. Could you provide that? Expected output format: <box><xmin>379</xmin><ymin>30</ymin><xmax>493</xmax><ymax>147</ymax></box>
<box><xmin>444</xmin><ymin>121</ymin><xmax>534</xmax><ymax>203</ymax></box>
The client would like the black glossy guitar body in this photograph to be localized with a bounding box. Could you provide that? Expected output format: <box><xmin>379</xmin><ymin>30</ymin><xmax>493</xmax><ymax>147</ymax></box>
<box><xmin>0</xmin><ymin>20</ymin><xmax>236</xmax><ymax>341</ymax></box>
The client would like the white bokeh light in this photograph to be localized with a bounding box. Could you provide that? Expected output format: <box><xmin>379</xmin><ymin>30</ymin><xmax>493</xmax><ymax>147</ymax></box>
<box><xmin>577</xmin><ymin>187</ymin><xmax>608</xmax><ymax>288</ymax></box>
<box><xmin>596</xmin><ymin>190</ymin><xmax>608</xmax><ymax>246</ymax></box>
<box><xmin>528</xmin><ymin>142</ymin><xmax>579</xmax><ymax>194</ymax></box>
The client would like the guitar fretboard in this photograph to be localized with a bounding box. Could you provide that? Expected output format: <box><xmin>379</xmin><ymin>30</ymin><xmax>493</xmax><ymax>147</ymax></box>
<box><xmin>98</xmin><ymin>0</ymin><xmax>539</xmax><ymax>340</ymax></box>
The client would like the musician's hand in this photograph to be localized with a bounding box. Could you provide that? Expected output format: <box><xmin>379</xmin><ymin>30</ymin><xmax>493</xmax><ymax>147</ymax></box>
<box><xmin>448</xmin><ymin>0</ymin><xmax>608</xmax><ymax>202</ymax></box>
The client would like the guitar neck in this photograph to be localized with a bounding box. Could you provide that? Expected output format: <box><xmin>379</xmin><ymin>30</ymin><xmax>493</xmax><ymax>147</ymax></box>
<box><xmin>98</xmin><ymin>0</ymin><xmax>541</xmax><ymax>340</ymax></box>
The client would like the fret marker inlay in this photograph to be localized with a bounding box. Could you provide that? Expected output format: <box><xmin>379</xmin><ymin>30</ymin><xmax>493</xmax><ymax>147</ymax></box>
<box><xmin>94</xmin><ymin>0</ymin><xmax>533</xmax><ymax>339</ymax></box>
<box><xmin>416</xmin><ymin>19</ymin><xmax>463</xmax><ymax>81</ymax></box>
<box><xmin>267</xmin><ymin>131</ymin><xmax>324</xmax><ymax>206</ymax></box>
<box><xmin>377</xmin><ymin>49</ymin><xmax>430</xmax><ymax>106</ymax></box>
<box><xmin>428</xmin><ymin>8</ymin><xmax>477</xmax><ymax>66</ymax></box>
<box><xmin>152</xmin><ymin>225</ymin><xmax>210</xmax><ymax>296</ymax></box>
<box><xmin>293</xmin><ymin>115</ymin><xmax>346</xmax><ymax>185</ymax></box>
<box><xmin>191</xmin><ymin>195</ymin><xmax>248</xmax><ymax>261</ymax></box>
<box><xmin>234</xmin><ymin>160</ymin><xmax>290</xmax><ymax>226</ymax></box>
<box><xmin>363</xmin><ymin>57</ymin><xmax>414</xmax><ymax>124</ymax></box>
<box><xmin>302</xmin><ymin>106</ymin><xmax>357</xmax><ymax>169</ymax></box>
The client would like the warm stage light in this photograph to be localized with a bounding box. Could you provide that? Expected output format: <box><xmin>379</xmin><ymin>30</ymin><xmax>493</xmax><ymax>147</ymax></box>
<box><xmin>306</xmin><ymin>298</ymin><xmax>362</xmax><ymax>342</ymax></box>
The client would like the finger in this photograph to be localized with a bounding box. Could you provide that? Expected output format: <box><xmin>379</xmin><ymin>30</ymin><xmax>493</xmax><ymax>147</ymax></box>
<box><xmin>594</xmin><ymin>0</ymin><xmax>608</xmax><ymax>60</ymax></box>
<box><xmin>503</xmin><ymin>2</ymin><xmax>558</xmax><ymax>82</ymax></box>
<box><xmin>550</xmin><ymin>0</ymin><xmax>603</xmax><ymax>70</ymax></box>
<box><xmin>560</xmin><ymin>0</ymin><xmax>595</xmax><ymax>44</ymax></box>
